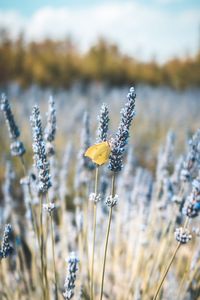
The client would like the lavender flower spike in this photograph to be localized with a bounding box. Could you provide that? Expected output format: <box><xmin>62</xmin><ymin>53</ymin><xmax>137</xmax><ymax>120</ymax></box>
<box><xmin>44</xmin><ymin>95</ymin><xmax>57</xmax><ymax>156</ymax></box>
<box><xmin>63</xmin><ymin>252</ymin><xmax>79</xmax><ymax>300</ymax></box>
<box><xmin>0</xmin><ymin>94</ymin><xmax>25</xmax><ymax>156</ymax></box>
<box><xmin>97</xmin><ymin>103</ymin><xmax>109</xmax><ymax>143</ymax></box>
<box><xmin>30</xmin><ymin>105</ymin><xmax>51</xmax><ymax>194</ymax></box>
<box><xmin>0</xmin><ymin>224</ymin><xmax>13</xmax><ymax>259</ymax></box>
<box><xmin>0</xmin><ymin>94</ymin><xmax>20</xmax><ymax>140</ymax></box>
<box><xmin>109</xmin><ymin>87</ymin><xmax>136</xmax><ymax>172</ymax></box>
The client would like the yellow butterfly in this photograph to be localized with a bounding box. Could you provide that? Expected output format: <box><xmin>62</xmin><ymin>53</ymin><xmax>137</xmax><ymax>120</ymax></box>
<box><xmin>85</xmin><ymin>141</ymin><xmax>111</xmax><ymax>165</ymax></box>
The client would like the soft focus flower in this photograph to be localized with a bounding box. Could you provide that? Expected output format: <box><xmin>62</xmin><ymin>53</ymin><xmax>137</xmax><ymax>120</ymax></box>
<box><xmin>63</xmin><ymin>252</ymin><xmax>79</xmax><ymax>300</ymax></box>
<box><xmin>96</xmin><ymin>103</ymin><xmax>109</xmax><ymax>143</ymax></box>
<box><xmin>0</xmin><ymin>224</ymin><xmax>13</xmax><ymax>259</ymax></box>
<box><xmin>30</xmin><ymin>105</ymin><xmax>51</xmax><ymax>194</ymax></box>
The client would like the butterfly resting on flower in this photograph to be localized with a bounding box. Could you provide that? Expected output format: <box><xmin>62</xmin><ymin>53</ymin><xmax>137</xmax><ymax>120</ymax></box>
<box><xmin>84</xmin><ymin>141</ymin><xmax>111</xmax><ymax>166</ymax></box>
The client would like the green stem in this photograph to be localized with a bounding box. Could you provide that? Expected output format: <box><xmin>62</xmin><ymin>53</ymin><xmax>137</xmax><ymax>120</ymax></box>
<box><xmin>90</xmin><ymin>166</ymin><xmax>99</xmax><ymax>300</ymax></box>
<box><xmin>39</xmin><ymin>195</ymin><xmax>46</xmax><ymax>300</ymax></box>
<box><xmin>153</xmin><ymin>242</ymin><xmax>181</xmax><ymax>300</ymax></box>
<box><xmin>153</xmin><ymin>217</ymin><xmax>189</xmax><ymax>300</ymax></box>
<box><xmin>46</xmin><ymin>194</ymin><xmax>58</xmax><ymax>300</ymax></box>
<box><xmin>19</xmin><ymin>156</ymin><xmax>40</xmax><ymax>246</ymax></box>
<box><xmin>99</xmin><ymin>173</ymin><xmax>116</xmax><ymax>300</ymax></box>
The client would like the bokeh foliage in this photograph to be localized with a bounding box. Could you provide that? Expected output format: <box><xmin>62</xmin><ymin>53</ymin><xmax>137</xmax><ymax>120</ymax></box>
<box><xmin>0</xmin><ymin>28</ymin><xmax>200</xmax><ymax>90</ymax></box>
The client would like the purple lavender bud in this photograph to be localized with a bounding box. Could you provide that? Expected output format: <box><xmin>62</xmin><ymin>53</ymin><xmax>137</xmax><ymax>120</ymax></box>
<box><xmin>10</xmin><ymin>140</ymin><xmax>26</xmax><ymax>157</ymax></box>
<box><xmin>30</xmin><ymin>105</ymin><xmax>51</xmax><ymax>194</ymax></box>
<box><xmin>181</xmin><ymin>129</ymin><xmax>200</xmax><ymax>182</ymax></box>
<box><xmin>44</xmin><ymin>96</ymin><xmax>56</xmax><ymax>143</ymax></box>
<box><xmin>183</xmin><ymin>200</ymin><xmax>199</xmax><ymax>218</ymax></box>
<box><xmin>96</xmin><ymin>103</ymin><xmax>109</xmax><ymax>143</ymax></box>
<box><xmin>0</xmin><ymin>94</ymin><xmax>20</xmax><ymax>140</ymax></box>
<box><xmin>0</xmin><ymin>224</ymin><xmax>13</xmax><ymax>259</ymax></box>
<box><xmin>175</xmin><ymin>227</ymin><xmax>192</xmax><ymax>244</ymax></box>
<box><xmin>109</xmin><ymin>87</ymin><xmax>136</xmax><ymax>172</ymax></box>
<box><xmin>63</xmin><ymin>252</ymin><xmax>79</xmax><ymax>300</ymax></box>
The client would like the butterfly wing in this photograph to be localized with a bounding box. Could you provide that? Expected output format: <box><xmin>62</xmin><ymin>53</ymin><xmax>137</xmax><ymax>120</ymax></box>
<box><xmin>93</xmin><ymin>143</ymin><xmax>111</xmax><ymax>165</ymax></box>
<box><xmin>85</xmin><ymin>144</ymin><xmax>99</xmax><ymax>160</ymax></box>
<box><xmin>85</xmin><ymin>142</ymin><xmax>111</xmax><ymax>165</ymax></box>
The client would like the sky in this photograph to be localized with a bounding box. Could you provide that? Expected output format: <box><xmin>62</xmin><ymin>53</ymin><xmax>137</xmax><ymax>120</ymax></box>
<box><xmin>0</xmin><ymin>0</ymin><xmax>200</xmax><ymax>62</ymax></box>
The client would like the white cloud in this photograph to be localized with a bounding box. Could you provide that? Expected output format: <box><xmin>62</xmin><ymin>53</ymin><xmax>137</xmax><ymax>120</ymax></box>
<box><xmin>0</xmin><ymin>2</ymin><xmax>199</xmax><ymax>62</ymax></box>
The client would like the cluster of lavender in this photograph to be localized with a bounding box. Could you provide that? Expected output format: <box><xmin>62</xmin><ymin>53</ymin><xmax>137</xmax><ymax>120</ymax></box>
<box><xmin>181</xmin><ymin>129</ymin><xmax>200</xmax><ymax>182</ymax></box>
<box><xmin>175</xmin><ymin>227</ymin><xmax>192</xmax><ymax>244</ymax></box>
<box><xmin>105</xmin><ymin>194</ymin><xmax>118</xmax><ymax>207</ymax></box>
<box><xmin>172</xmin><ymin>132</ymin><xmax>200</xmax><ymax>245</ymax></box>
<box><xmin>44</xmin><ymin>95</ymin><xmax>57</xmax><ymax>156</ymax></box>
<box><xmin>30</xmin><ymin>105</ymin><xmax>51</xmax><ymax>194</ymax></box>
<box><xmin>183</xmin><ymin>173</ymin><xmax>200</xmax><ymax>218</ymax></box>
<box><xmin>43</xmin><ymin>96</ymin><xmax>60</xmax><ymax>205</ymax></box>
<box><xmin>0</xmin><ymin>94</ymin><xmax>25</xmax><ymax>156</ymax></box>
<box><xmin>96</xmin><ymin>103</ymin><xmax>109</xmax><ymax>143</ymax></box>
<box><xmin>109</xmin><ymin>87</ymin><xmax>136</xmax><ymax>172</ymax></box>
<box><xmin>0</xmin><ymin>224</ymin><xmax>13</xmax><ymax>259</ymax></box>
<box><xmin>63</xmin><ymin>252</ymin><xmax>79</xmax><ymax>300</ymax></box>
<box><xmin>89</xmin><ymin>192</ymin><xmax>101</xmax><ymax>203</ymax></box>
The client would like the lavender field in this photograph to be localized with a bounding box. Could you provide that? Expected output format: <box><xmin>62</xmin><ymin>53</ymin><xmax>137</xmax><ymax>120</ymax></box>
<box><xmin>0</xmin><ymin>84</ymin><xmax>200</xmax><ymax>300</ymax></box>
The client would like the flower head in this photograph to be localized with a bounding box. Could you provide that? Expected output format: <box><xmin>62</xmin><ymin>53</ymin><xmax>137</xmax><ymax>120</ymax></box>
<box><xmin>0</xmin><ymin>94</ymin><xmax>20</xmax><ymax>140</ymax></box>
<box><xmin>96</xmin><ymin>103</ymin><xmax>109</xmax><ymax>143</ymax></box>
<box><xmin>44</xmin><ymin>96</ymin><xmax>57</xmax><ymax>156</ymax></box>
<box><xmin>1</xmin><ymin>94</ymin><xmax>26</xmax><ymax>156</ymax></box>
<box><xmin>0</xmin><ymin>224</ymin><xmax>13</xmax><ymax>259</ymax></box>
<box><xmin>109</xmin><ymin>87</ymin><xmax>136</xmax><ymax>172</ymax></box>
<box><xmin>30</xmin><ymin>105</ymin><xmax>51</xmax><ymax>194</ymax></box>
<box><xmin>63</xmin><ymin>252</ymin><xmax>79</xmax><ymax>300</ymax></box>
<box><xmin>175</xmin><ymin>227</ymin><xmax>192</xmax><ymax>244</ymax></box>
<box><xmin>44</xmin><ymin>95</ymin><xmax>57</xmax><ymax>143</ymax></box>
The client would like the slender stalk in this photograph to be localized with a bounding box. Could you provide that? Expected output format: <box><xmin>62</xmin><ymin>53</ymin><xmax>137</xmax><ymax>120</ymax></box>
<box><xmin>50</xmin><ymin>214</ymin><xmax>58</xmax><ymax>299</ymax></box>
<box><xmin>153</xmin><ymin>242</ymin><xmax>181</xmax><ymax>300</ymax></box>
<box><xmin>19</xmin><ymin>156</ymin><xmax>40</xmax><ymax>245</ymax></box>
<box><xmin>46</xmin><ymin>194</ymin><xmax>58</xmax><ymax>300</ymax></box>
<box><xmin>153</xmin><ymin>212</ymin><xmax>190</xmax><ymax>300</ymax></box>
<box><xmin>19</xmin><ymin>155</ymin><xmax>42</xmax><ymax>295</ymax></box>
<box><xmin>39</xmin><ymin>195</ymin><xmax>46</xmax><ymax>300</ymax></box>
<box><xmin>19</xmin><ymin>155</ymin><xmax>27</xmax><ymax>176</ymax></box>
<box><xmin>90</xmin><ymin>166</ymin><xmax>99</xmax><ymax>300</ymax></box>
<box><xmin>99</xmin><ymin>173</ymin><xmax>116</xmax><ymax>300</ymax></box>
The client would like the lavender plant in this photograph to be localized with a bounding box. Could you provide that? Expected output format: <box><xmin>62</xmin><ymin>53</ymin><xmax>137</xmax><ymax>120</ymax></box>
<box><xmin>63</xmin><ymin>252</ymin><xmax>79</xmax><ymax>300</ymax></box>
<box><xmin>96</xmin><ymin>103</ymin><xmax>109</xmax><ymax>143</ymax></box>
<box><xmin>30</xmin><ymin>105</ymin><xmax>52</xmax><ymax>194</ymax></box>
<box><xmin>0</xmin><ymin>224</ymin><xmax>13</xmax><ymax>259</ymax></box>
<box><xmin>108</xmin><ymin>87</ymin><xmax>136</xmax><ymax>172</ymax></box>
<box><xmin>44</xmin><ymin>95</ymin><xmax>57</xmax><ymax>156</ymax></box>
<box><xmin>1</xmin><ymin>85</ymin><xmax>200</xmax><ymax>300</ymax></box>
<box><xmin>100</xmin><ymin>87</ymin><xmax>136</xmax><ymax>300</ymax></box>
<box><xmin>90</xmin><ymin>102</ymin><xmax>110</xmax><ymax>300</ymax></box>
<box><xmin>0</xmin><ymin>94</ymin><xmax>25</xmax><ymax>156</ymax></box>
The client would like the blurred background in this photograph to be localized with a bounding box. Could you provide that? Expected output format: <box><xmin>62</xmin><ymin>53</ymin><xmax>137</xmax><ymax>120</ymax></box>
<box><xmin>0</xmin><ymin>0</ymin><xmax>200</xmax><ymax>170</ymax></box>
<box><xmin>0</xmin><ymin>0</ymin><xmax>200</xmax><ymax>89</ymax></box>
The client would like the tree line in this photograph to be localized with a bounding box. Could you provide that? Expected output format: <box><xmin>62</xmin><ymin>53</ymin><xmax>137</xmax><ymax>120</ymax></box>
<box><xmin>0</xmin><ymin>29</ymin><xmax>200</xmax><ymax>90</ymax></box>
